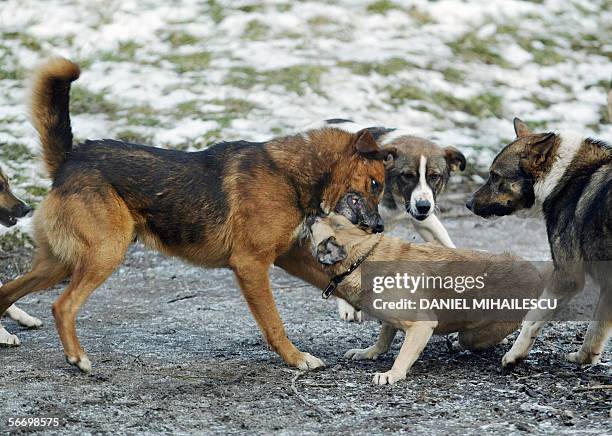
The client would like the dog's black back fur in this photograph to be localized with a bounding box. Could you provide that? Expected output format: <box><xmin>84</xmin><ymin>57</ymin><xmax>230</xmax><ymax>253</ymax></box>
<box><xmin>543</xmin><ymin>139</ymin><xmax>612</xmax><ymax>265</ymax></box>
<box><xmin>53</xmin><ymin>139</ymin><xmax>247</xmax><ymax>246</ymax></box>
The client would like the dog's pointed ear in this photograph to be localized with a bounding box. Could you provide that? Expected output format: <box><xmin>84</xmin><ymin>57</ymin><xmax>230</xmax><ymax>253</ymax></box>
<box><xmin>354</xmin><ymin>129</ymin><xmax>380</xmax><ymax>155</ymax></box>
<box><xmin>383</xmin><ymin>147</ymin><xmax>397</xmax><ymax>169</ymax></box>
<box><xmin>513</xmin><ymin>117</ymin><xmax>532</xmax><ymax>138</ymax></box>
<box><xmin>525</xmin><ymin>132</ymin><xmax>556</xmax><ymax>166</ymax></box>
<box><xmin>316</xmin><ymin>236</ymin><xmax>347</xmax><ymax>265</ymax></box>
<box><xmin>444</xmin><ymin>146</ymin><xmax>466</xmax><ymax>172</ymax></box>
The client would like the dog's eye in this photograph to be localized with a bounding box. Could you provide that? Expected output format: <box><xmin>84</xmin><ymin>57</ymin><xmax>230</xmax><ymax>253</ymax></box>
<box><xmin>402</xmin><ymin>173</ymin><xmax>415</xmax><ymax>181</ymax></box>
<box><xmin>370</xmin><ymin>178</ymin><xmax>380</xmax><ymax>192</ymax></box>
<box><xmin>429</xmin><ymin>173</ymin><xmax>441</xmax><ymax>182</ymax></box>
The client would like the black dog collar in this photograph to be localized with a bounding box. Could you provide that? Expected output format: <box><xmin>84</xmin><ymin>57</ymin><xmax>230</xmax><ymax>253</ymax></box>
<box><xmin>322</xmin><ymin>236</ymin><xmax>382</xmax><ymax>299</ymax></box>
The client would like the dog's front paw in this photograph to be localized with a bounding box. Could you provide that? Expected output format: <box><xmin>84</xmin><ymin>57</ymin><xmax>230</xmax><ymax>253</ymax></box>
<box><xmin>6</xmin><ymin>306</ymin><xmax>42</xmax><ymax>328</ymax></box>
<box><xmin>66</xmin><ymin>354</ymin><xmax>92</xmax><ymax>373</ymax></box>
<box><xmin>0</xmin><ymin>328</ymin><xmax>20</xmax><ymax>347</ymax></box>
<box><xmin>295</xmin><ymin>352</ymin><xmax>325</xmax><ymax>371</ymax></box>
<box><xmin>337</xmin><ymin>299</ymin><xmax>363</xmax><ymax>323</ymax></box>
<box><xmin>373</xmin><ymin>370</ymin><xmax>405</xmax><ymax>385</ymax></box>
<box><xmin>344</xmin><ymin>347</ymin><xmax>380</xmax><ymax>361</ymax></box>
<box><xmin>13</xmin><ymin>312</ymin><xmax>42</xmax><ymax>329</ymax></box>
<box><xmin>341</xmin><ymin>309</ymin><xmax>362</xmax><ymax>323</ymax></box>
<box><xmin>501</xmin><ymin>350</ymin><xmax>526</xmax><ymax>368</ymax></box>
<box><xmin>566</xmin><ymin>351</ymin><xmax>600</xmax><ymax>365</ymax></box>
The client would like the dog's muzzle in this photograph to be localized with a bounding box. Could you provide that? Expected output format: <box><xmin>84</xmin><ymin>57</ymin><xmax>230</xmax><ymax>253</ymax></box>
<box><xmin>372</xmin><ymin>214</ymin><xmax>384</xmax><ymax>233</ymax></box>
<box><xmin>407</xmin><ymin>201</ymin><xmax>430</xmax><ymax>221</ymax></box>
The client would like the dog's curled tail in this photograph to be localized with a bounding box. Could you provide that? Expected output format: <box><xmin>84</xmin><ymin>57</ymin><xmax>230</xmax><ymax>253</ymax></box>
<box><xmin>30</xmin><ymin>57</ymin><xmax>80</xmax><ymax>179</ymax></box>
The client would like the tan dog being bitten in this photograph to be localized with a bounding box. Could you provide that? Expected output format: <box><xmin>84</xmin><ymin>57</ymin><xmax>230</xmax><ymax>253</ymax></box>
<box><xmin>309</xmin><ymin>214</ymin><xmax>542</xmax><ymax>385</ymax></box>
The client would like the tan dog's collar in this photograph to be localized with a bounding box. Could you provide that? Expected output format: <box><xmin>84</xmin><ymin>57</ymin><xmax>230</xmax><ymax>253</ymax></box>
<box><xmin>321</xmin><ymin>235</ymin><xmax>382</xmax><ymax>299</ymax></box>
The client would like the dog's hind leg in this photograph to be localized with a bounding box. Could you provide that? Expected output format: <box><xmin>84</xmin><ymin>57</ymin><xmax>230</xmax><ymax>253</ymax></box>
<box><xmin>52</xmin><ymin>253</ymin><xmax>124</xmax><ymax>373</ymax></box>
<box><xmin>567</xmin><ymin>287</ymin><xmax>611</xmax><ymax>365</ymax></box>
<box><xmin>373</xmin><ymin>321</ymin><xmax>436</xmax><ymax>385</ymax></box>
<box><xmin>232</xmin><ymin>255</ymin><xmax>325</xmax><ymax>370</ymax></box>
<box><xmin>50</xmin><ymin>199</ymin><xmax>133</xmax><ymax>374</ymax></box>
<box><xmin>345</xmin><ymin>323</ymin><xmax>397</xmax><ymax>361</ymax></box>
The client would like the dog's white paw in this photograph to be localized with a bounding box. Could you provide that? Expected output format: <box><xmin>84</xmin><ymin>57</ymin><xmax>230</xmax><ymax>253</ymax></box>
<box><xmin>66</xmin><ymin>354</ymin><xmax>92</xmax><ymax>373</ymax></box>
<box><xmin>344</xmin><ymin>310</ymin><xmax>362</xmax><ymax>323</ymax></box>
<box><xmin>373</xmin><ymin>370</ymin><xmax>405</xmax><ymax>385</ymax></box>
<box><xmin>337</xmin><ymin>299</ymin><xmax>363</xmax><ymax>323</ymax></box>
<box><xmin>502</xmin><ymin>350</ymin><xmax>526</xmax><ymax>368</ymax></box>
<box><xmin>8</xmin><ymin>307</ymin><xmax>43</xmax><ymax>328</ymax></box>
<box><xmin>566</xmin><ymin>351</ymin><xmax>600</xmax><ymax>365</ymax></box>
<box><xmin>344</xmin><ymin>347</ymin><xmax>380</xmax><ymax>361</ymax></box>
<box><xmin>0</xmin><ymin>327</ymin><xmax>20</xmax><ymax>347</ymax></box>
<box><xmin>296</xmin><ymin>352</ymin><xmax>325</xmax><ymax>371</ymax></box>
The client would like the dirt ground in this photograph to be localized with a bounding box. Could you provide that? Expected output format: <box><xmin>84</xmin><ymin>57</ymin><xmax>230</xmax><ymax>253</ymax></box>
<box><xmin>0</xmin><ymin>191</ymin><xmax>610</xmax><ymax>435</ymax></box>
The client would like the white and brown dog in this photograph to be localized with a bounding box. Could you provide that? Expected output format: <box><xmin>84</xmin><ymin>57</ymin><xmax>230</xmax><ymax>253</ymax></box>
<box><xmin>467</xmin><ymin>118</ymin><xmax>611</xmax><ymax>366</ymax></box>
<box><xmin>0</xmin><ymin>166</ymin><xmax>41</xmax><ymax>346</ymax></box>
<box><xmin>311</xmin><ymin>120</ymin><xmax>466</xmax><ymax>321</ymax></box>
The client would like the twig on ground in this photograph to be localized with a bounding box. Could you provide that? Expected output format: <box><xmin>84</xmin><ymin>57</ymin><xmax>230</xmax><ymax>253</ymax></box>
<box><xmin>574</xmin><ymin>385</ymin><xmax>611</xmax><ymax>392</ymax></box>
<box><xmin>513</xmin><ymin>372</ymin><xmax>546</xmax><ymax>381</ymax></box>
<box><xmin>167</xmin><ymin>294</ymin><xmax>197</xmax><ymax>304</ymax></box>
<box><xmin>291</xmin><ymin>371</ymin><xmax>333</xmax><ymax>418</ymax></box>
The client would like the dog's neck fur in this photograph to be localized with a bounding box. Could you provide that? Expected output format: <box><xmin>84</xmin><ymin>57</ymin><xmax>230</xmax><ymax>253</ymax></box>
<box><xmin>271</xmin><ymin>128</ymin><xmax>355</xmax><ymax>216</ymax></box>
<box><xmin>533</xmin><ymin>131</ymin><xmax>583</xmax><ymax>205</ymax></box>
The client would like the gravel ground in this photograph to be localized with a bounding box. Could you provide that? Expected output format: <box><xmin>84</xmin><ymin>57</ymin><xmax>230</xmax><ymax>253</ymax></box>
<box><xmin>0</xmin><ymin>192</ymin><xmax>610</xmax><ymax>435</ymax></box>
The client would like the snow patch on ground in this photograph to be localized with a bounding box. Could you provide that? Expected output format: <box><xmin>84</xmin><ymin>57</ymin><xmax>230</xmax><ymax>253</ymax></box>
<box><xmin>0</xmin><ymin>0</ymin><xmax>610</xmax><ymax>237</ymax></box>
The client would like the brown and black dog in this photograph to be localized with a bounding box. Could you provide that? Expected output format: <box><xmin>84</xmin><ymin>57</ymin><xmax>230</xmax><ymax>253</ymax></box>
<box><xmin>467</xmin><ymin>118</ymin><xmax>611</xmax><ymax>367</ymax></box>
<box><xmin>0</xmin><ymin>166</ymin><xmax>40</xmax><ymax>346</ymax></box>
<box><xmin>0</xmin><ymin>58</ymin><xmax>395</xmax><ymax>372</ymax></box>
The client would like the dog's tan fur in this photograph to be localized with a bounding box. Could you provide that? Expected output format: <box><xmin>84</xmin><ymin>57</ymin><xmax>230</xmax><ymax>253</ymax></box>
<box><xmin>0</xmin><ymin>58</ymin><xmax>395</xmax><ymax>372</ymax></box>
<box><xmin>309</xmin><ymin>214</ymin><xmax>542</xmax><ymax>385</ymax></box>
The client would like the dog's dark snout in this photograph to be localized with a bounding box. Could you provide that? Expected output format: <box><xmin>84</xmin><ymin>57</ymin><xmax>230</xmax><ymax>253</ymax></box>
<box><xmin>373</xmin><ymin>215</ymin><xmax>384</xmax><ymax>233</ymax></box>
<box><xmin>415</xmin><ymin>200</ymin><xmax>431</xmax><ymax>215</ymax></box>
<box><xmin>14</xmin><ymin>203</ymin><xmax>32</xmax><ymax>218</ymax></box>
<box><xmin>465</xmin><ymin>196</ymin><xmax>474</xmax><ymax>211</ymax></box>
<box><xmin>306</xmin><ymin>215</ymin><xmax>317</xmax><ymax>227</ymax></box>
